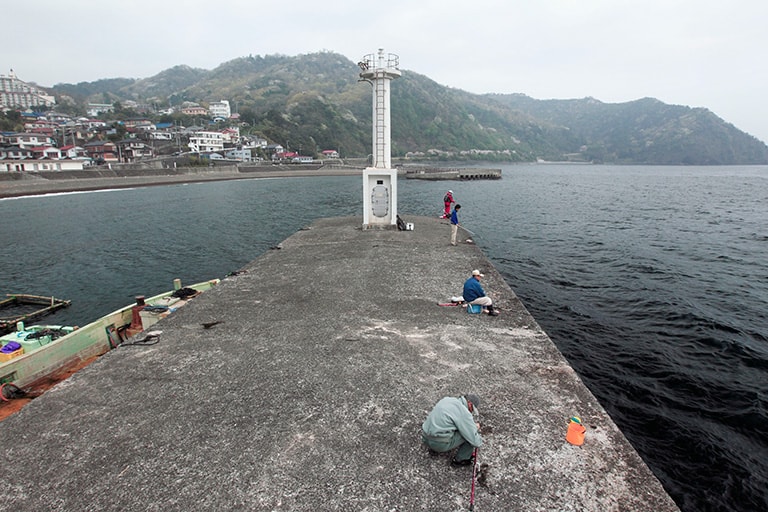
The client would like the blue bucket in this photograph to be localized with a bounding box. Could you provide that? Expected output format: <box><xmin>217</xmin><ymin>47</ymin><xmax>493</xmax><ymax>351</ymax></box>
<box><xmin>467</xmin><ymin>304</ymin><xmax>483</xmax><ymax>314</ymax></box>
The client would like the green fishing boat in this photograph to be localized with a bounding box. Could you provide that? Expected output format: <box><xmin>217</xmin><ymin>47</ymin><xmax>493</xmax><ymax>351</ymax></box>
<box><xmin>0</xmin><ymin>279</ymin><xmax>219</xmax><ymax>393</ymax></box>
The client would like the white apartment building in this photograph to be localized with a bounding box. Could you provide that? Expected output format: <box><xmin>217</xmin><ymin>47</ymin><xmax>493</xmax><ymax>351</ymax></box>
<box><xmin>224</xmin><ymin>149</ymin><xmax>254</xmax><ymax>161</ymax></box>
<box><xmin>209</xmin><ymin>100</ymin><xmax>231</xmax><ymax>119</ymax></box>
<box><xmin>87</xmin><ymin>103</ymin><xmax>114</xmax><ymax>116</ymax></box>
<box><xmin>188</xmin><ymin>131</ymin><xmax>224</xmax><ymax>153</ymax></box>
<box><xmin>0</xmin><ymin>71</ymin><xmax>56</xmax><ymax>109</ymax></box>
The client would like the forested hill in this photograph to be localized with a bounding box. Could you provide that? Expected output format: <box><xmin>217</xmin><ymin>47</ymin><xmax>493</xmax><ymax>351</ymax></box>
<box><xmin>51</xmin><ymin>52</ymin><xmax>768</xmax><ymax>165</ymax></box>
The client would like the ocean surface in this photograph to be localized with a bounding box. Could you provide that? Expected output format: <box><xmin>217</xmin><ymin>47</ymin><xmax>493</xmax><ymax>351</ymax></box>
<box><xmin>1</xmin><ymin>164</ymin><xmax>766</xmax><ymax>512</ymax></box>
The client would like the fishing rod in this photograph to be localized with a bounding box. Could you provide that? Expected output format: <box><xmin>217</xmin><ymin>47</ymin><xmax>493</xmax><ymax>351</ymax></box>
<box><xmin>469</xmin><ymin>446</ymin><xmax>479</xmax><ymax>510</ymax></box>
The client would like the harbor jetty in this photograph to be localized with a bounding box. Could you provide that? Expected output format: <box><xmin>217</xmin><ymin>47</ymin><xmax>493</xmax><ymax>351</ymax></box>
<box><xmin>0</xmin><ymin>215</ymin><xmax>679</xmax><ymax>511</ymax></box>
<box><xmin>404</xmin><ymin>166</ymin><xmax>502</xmax><ymax>181</ymax></box>
<box><xmin>0</xmin><ymin>165</ymin><xmax>365</xmax><ymax>200</ymax></box>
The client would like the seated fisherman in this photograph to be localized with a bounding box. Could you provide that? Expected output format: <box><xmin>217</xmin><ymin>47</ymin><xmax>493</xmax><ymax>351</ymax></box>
<box><xmin>463</xmin><ymin>269</ymin><xmax>499</xmax><ymax>316</ymax></box>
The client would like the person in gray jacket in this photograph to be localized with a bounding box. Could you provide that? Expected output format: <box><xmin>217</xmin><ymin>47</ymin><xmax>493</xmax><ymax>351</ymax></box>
<box><xmin>421</xmin><ymin>394</ymin><xmax>483</xmax><ymax>466</ymax></box>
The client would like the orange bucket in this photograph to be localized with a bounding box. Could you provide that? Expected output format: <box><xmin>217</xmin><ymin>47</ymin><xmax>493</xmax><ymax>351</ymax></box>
<box><xmin>566</xmin><ymin>417</ymin><xmax>586</xmax><ymax>446</ymax></box>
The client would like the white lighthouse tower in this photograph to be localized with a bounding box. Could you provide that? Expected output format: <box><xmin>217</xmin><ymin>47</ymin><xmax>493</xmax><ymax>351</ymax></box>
<box><xmin>358</xmin><ymin>49</ymin><xmax>401</xmax><ymax>229</ymax></box>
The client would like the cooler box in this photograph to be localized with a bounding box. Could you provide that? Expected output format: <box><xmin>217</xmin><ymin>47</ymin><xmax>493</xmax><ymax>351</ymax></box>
<box><xmin>0</xmin><ymin>346</ymin><xmax>24</xmax><ymax>362</ymax></box>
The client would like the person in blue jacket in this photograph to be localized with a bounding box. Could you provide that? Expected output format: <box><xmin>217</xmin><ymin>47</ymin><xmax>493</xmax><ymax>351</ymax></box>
<box><xmin>422</xmin><ymin>394</ymin><xmax>483</xmax><ymax>466</ymax></box>
<box><xmin>463</xmin><ymin>269</ymin><xmax>499</xmax><ymax>316</ymax></box>
<box><xmin>450</xmin><ymin>204</ymin><xmax>461</xmax><ymax>246</ymax></box>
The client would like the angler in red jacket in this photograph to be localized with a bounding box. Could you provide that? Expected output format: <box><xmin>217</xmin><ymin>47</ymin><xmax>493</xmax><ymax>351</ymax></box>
<box><xmin>442</xmin><ymin>190</ymin><xmax>454</xmax><ymax>218</ymax></box>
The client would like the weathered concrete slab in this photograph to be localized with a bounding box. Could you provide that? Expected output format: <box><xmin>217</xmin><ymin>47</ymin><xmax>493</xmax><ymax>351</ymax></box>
<box><xmin>0</xmin><ymin>216</ymin><xmax>679</xmax><ymax>511</ymax></box>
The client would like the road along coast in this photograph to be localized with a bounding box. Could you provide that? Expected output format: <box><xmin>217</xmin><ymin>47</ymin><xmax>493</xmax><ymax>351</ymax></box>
<box><xmin>0</xmin><ymin>216</ymin><xmax>679</xmax><ymax>511</ymax></box>
<box><xmin>0</xmin><ymin>164</ymin><xmax>365</xmax><ymax>199</ymax></box>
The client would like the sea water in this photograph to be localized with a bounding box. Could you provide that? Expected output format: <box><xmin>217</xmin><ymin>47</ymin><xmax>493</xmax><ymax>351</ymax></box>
<box><xmin>1</xmin><ymin>164</ymin><xmax>766</xmax><ymax>512</ymax></box>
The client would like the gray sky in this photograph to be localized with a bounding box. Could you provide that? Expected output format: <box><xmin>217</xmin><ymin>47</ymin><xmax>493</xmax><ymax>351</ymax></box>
<box><xmin>7</xmin><ymin>0</ymin><xmax>768</xmax><ymax>143</ymax></box>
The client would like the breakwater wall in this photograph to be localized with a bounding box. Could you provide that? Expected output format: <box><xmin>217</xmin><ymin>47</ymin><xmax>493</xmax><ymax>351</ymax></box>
<box><xmin>403</xmin><ymin>166</ymin><xmax>502</xmax><ymax>180</ymax></box>
<box><xmin>0</xmin><ymin>164</ymin><xmax>365</xmax><ymax>199</ymax></box>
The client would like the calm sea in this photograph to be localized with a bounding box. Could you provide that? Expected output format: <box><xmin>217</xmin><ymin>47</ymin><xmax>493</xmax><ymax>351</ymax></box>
<box><xmin>1</xmin><ymin>164</ymin><xmax>766</xmax><ymax>512</ymax></box>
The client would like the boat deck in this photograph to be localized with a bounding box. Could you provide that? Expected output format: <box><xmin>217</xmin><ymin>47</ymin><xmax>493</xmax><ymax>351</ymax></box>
<box><xmin>0</xmin><ymin>216</ymin><xmax>679</xmax><ymax>511</ymax></box>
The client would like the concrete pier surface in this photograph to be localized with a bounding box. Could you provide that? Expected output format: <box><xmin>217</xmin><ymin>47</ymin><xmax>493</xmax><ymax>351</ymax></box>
<box><xmin>0</xmin><ymin>216</ymin><xmax>679</xmax><ymax>511</ymax></box>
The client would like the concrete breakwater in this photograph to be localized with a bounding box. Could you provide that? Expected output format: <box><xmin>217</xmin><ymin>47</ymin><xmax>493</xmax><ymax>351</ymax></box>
<box><xmin>404</xmin><ymin>166</ymin><xmax>502</xmax><ymax>180</ymax></box>
<box><xmin>0</xmin><ymin>164</ymin><xmax>364</xmax><ymax>199</ymax></box>
<box><xmin>0</xmin><ymin>215</ymin><xmax>678</xmax><ymax>511</ymax></box>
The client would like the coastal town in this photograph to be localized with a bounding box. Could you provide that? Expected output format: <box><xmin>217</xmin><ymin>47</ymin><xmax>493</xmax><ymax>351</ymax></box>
<box><xmin>0</xmin><ymin>71</ymin><xmax>338</xmax><ymax>173</ymax></box>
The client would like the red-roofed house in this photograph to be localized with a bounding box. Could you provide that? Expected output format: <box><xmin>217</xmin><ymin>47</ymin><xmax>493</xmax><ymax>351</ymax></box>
<box><xmin>23</xmin><ymin>120</ymin><xmax>59</xmax><ymax>132</ymax></box>
<box><xmin>116</xmin><ymin>139</ymin><xmax>154</xmax><ymax>162</ymax></box>
<box><xmin>84</xmin><ymin>140</ymin><xmax>118</xmax><ymax>162</ymax></box>
<box><xmin>220</xmin><ymin>128</ymin><xmax>240</xmax><ymax>143</ymax></box>
<box><xmin>30</xmin><ymin>146</ymin><xmax>62</xmax><ymax>159</ymax></box>
<box><xmin>28</xmin><ymin>126</ymin><xmax>57</xmax><ymax>138</ymax></box>
<box><xmin>60</xmin><ymin>145</ymin><xmax>88</xmax><ymax>159</ymax></box>
<box><xmin>274</xmin><ymin>151</ymin><xmax>298</xmax><ymax>161</ymax></box>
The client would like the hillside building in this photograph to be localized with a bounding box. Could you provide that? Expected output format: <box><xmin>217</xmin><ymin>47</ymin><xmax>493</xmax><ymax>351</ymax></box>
<box><xmin>87</xmin><ymin>103</ymin><xmax>114</xmax><ymax>116</ymax></box>
<box><xmin>0</xmin><ymin>71</ymin><xmax>56</xmax><ymax>110</ymax></box>
<box><xmin>84</xmin><ymin>140</ymin><xmax>119</xmax><ymax>163</ymax></box>
<box><xmin>209</xmin><ymin>100</ymin><xmax>231</xmax><ymax>119</ymax></box>
<box><xmin>181</xmin><ymin>105</ymin><xmax>208</xmax><ymax>116</ymax></box>
<box><xmin>2</xmin><ymin>132</ymin><xmax>56</xmax><ymax>148</ymax></box>
<box><xmin>188</xmin><ymin>131</ymin><xmax>224</xmax><ymax>153</ymax></box>
<box><xmin>116</xmin><ymin>139</ymin><xmax>154</xmax><ymax>162</ymax></box>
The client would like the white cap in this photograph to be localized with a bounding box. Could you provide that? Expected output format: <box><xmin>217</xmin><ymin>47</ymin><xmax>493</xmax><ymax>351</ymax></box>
<box><xmin>472</xmin><ymin>269</ymin><xmax>484</xmax><ymax>277</ymax></box>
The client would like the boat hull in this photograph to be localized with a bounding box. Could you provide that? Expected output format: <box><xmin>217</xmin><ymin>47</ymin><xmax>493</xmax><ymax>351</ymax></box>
<box><xmin>0</xmin><ymin>280</ymin><xmax>218</xmax><ymax>389</ymax></box>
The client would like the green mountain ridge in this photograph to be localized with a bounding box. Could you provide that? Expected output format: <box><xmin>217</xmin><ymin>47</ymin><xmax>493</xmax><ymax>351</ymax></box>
<box><xmin>50</xmin><ymin>52</ymin><xmax>768</xmax><ymax>165</ymax></box>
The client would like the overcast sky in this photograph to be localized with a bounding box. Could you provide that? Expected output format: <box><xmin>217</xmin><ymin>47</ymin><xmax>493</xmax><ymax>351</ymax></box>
<box><xmin>6</xmin><ymin>0</ymin><xmax>768</xmax><ymax>143</ymax></box>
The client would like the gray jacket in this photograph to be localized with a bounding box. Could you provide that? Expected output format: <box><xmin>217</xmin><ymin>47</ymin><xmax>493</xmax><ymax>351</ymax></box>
<box><xmin>422</xmin><ymin>396</ymin><xmax>483</xmax><ymax>447</ymax></box>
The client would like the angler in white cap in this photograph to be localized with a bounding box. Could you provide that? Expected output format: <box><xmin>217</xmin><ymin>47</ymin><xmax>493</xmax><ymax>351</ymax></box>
<box><xmin>442</xmin><ymin>190</ymin><xmax>455</xmax><ymax>219</ymax></box>
<box><xmin>463</xmin><ymin>269</ymin><xmax>499</xmax><ymax>316</ymax></box>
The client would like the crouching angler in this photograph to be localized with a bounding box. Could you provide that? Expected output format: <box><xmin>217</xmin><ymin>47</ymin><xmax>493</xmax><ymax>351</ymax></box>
<box><xmin>421</xmin><ymin>394</ymin><xmax>482</xmax><ymax>466</ymax></box>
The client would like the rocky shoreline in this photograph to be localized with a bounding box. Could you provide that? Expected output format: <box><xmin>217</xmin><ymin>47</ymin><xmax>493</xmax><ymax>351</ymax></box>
<box><xmin>0</xmin><ymin>165</ymin><xmax>366</xmax><ymax>199</ymax></box>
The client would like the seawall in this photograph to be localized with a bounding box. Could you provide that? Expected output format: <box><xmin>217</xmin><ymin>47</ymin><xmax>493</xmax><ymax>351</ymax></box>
<box><xmin>0</xmin><ymin>165</ymin><xmax>364</xmax><ymax>199</ymax></box>
<box><xmin>404</xmin><ymin>167</ymin><xmax>502</xmax><ymax>180</ymax></box>
<box><xmin>0</xmin><ymin>216</ymin><xmax>679</xmax><ymax>511</ymax></box>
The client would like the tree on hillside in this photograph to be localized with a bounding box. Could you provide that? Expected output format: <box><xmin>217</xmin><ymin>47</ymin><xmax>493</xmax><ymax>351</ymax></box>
<box><xmin>0</xmin><ymin>111</ymin><xmax>22</xmax><ymax>132</ymax></box>
<box><xmin>107</xmin><ymin>123</ymin><xmax>128</xmax><ymax>142</ymax></box>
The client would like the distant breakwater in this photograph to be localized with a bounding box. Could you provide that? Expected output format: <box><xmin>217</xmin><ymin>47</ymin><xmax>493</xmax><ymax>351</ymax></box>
<box><xmin>403</xmin><ymin>166</ymin><xmax>502</xmax><ymax>180</ymax></box>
